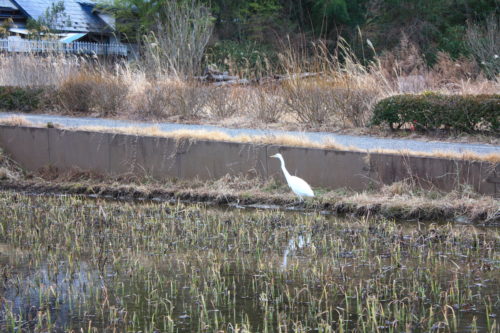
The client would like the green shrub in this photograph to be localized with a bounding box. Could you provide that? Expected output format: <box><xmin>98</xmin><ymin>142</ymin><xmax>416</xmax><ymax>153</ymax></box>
<box><xmin>0</xmin><ymin>86</ymin><xmax>44</xmax><ymax>112</ymax></box>
<box><xmin>371</xmin><ymin>93</ymin><xmax>499</xmax><ymax>133</ymax></box>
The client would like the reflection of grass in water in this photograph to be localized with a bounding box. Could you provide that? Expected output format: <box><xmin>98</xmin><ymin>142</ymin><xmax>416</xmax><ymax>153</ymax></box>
<box><xmin>0</xmin><ymin>191</ymin><xmax>499</xmax><ymax>332</ymax></box>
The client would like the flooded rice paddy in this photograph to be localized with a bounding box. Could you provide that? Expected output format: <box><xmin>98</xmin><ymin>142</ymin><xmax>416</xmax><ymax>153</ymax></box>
<box><xmin>0</xmin><ymin>191</ymin><xmax>499</xmax><ymax>332</ymax></box>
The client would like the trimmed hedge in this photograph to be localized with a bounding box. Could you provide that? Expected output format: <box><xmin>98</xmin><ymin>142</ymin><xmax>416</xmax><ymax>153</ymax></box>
<box><xmin>371</xmin><ymin>93</ymin><xmax>499</xmax><ymax>133</ymax></box>
<box><xmin>0</xmin><ymin>86</ymin><xmax>44</xmax><ymax>112</ymax></box>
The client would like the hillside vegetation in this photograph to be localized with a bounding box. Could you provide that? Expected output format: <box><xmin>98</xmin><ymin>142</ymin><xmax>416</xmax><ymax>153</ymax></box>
<box><xmin>107</xmin><ymin>0</ymin><xmax>499</xmax><ymax>78</ymax></box>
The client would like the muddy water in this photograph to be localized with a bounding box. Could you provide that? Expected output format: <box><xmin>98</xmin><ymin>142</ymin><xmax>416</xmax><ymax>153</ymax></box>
<box><xmin>0</xmin><ymin>191</ymin><xmax>499</xmax><ymax>332</ymax></box>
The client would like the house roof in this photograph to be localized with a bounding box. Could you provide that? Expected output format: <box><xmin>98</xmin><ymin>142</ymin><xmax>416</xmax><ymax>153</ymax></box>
<box><xmin>9</xmin><ymin>0</ymin><xmax>113</xmax><ymax>33</ymax></box>
<box><xmin>0</xmin><ymin>0</ymin><xmax>18</xmax><ymax>10</ymax></box>
<box><xmin>0</xmin><ymin>0</ymin><xmax>25</xmax><ymax>21</ymax></box>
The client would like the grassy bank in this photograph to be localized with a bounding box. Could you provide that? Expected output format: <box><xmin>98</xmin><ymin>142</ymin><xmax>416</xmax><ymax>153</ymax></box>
<box><xmin>0</xmin><ymin>167</ymin><xmax>498</xmax><ymax>224</ymax></box>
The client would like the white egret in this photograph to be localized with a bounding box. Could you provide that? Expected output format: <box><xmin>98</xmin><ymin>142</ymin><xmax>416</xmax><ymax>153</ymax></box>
<box><xmin>270</xmin><ymin>153</ymin><xmax>314</xmax><ymax>201</ymax></box>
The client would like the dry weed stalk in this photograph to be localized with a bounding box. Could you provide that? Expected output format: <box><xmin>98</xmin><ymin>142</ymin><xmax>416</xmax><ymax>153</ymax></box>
<box><xmin>91</xmin><ymin>75</ymin><xmax>129</xmax><ymax>116</ymax></box>
<box><xmin>166</xmin><ymin>80</ymin><xmax>209</xmax><ymax>119</ymax></box>
<box><xmin>466</xmin><ymin>15</ymin><xmax>500</xmax><ymax>79</ymax></box>
<box><xmin>252</xmin><ymin>85</ymin><xmax>285</xmax><ymax>123</ymax></box>
<box><xmin>141</xmin><ymin>0</ymin><xmax>214</xmax><ymax>78</ymax></box>
<box><xmin>0</xmin><ymin>36</ymin><xmax>497</xmax><ymax>130</ymax></box>
<box><xmin>283</xmin><ymin>80</ymin><xmax>337</xmax><ymax>126</ymax></box>
<box><xmin>206</xmin><ymin>86</ymin><xmax>243</xmax><ymax>119</ymax></box>
<box><xmin>378</xmin><ymin>34</ymin><xmax>427</xmax><ymax>79</ymax></box>
<box><xmin>58</xmin><ymin>71</ymin><xmax>128</xmax><ymax>115</ymax></box>
<box><xmin>58</xmin><ymin>72</ymin><xmax>95</xmax><ymax>113</ymax></box>
<box><xmin>0</xmin><ymin>116</ymin><xmax>34</xmax><ymax>127</ymax></box>
<box><xmin>133</xmin><ymin>81</ymin><xmax>172</xmax><ymax>119</ymax></box>
<box><xmin>376</xmin><ymin>36</ymin><xmax>498</xmax><ymax>95</ymax></box>
<box><xmin>278</xmin><ymin>40</ymin><xmax>386</xmax><ymax>127</ymax></box>
<box><xmin>0</xmin><ymin>53</ymin><xmax>81</xmax><ymax>87</ymax></box>
<box><xmin>0</xmin><ymin>148</ymin><xmax>22</xmax><ymax>181</ymax></box>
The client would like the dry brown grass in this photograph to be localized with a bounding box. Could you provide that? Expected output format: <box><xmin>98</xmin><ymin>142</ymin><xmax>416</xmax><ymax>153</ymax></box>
<box><xmin>165</xmin><ymin>81</ymin><xmax>209</xmax><ymax>119</ymax></box>
<box><xmin>378</xmin><ymin>34</ymin><xmax>427</xmax><ymax>79</ymax></box>
<box><xmin>129</xmin><ymin>78</ymin><xmax>213</xmax><ymax>120</ymax></box>
<box><xmin>1</xmin><ymin>114</ymin><xmax>497</xmax><ymax>162</ymax></box>
<box><xmin>0</xmin><ymin>148</ymin><xmax>22</xmax><ymax>181</ymax></box>
<box><xmin>282</xmin><ymin>80</ymin><xmax>337</xmax><ymax>126</ymax></box>
<box><xmin>250</xmin><ymin>85</ymin><xmax>285</xmax><ymax>123</ymax></box>
<box><xmin>57</xmin><ymin>72</ymin><xmax>96</xmax><ymax>113</ymax></box>
<box><xmin>76</xmin><ymin>125</ymin><xmax>350</xmax><ymax>150</ymax></box>
<box><xmin>5</xmin><ymin>120</ymin><xmax>488</xmax><ymax>163</ymax></box>
<box><xmin>130</xmin><ymin>80</ymin><xmax>172</xmax><ymax>119</ymax></box>
<box><xmin>84</xmin><ymin>124</ymin><xmax>500</xmax><ymax>162</ymax></box>
<box><xmin>282</xmin><ymin>81</ymin><xmax>380</xmax><ymax>128</ymax></box>
<box><xmin>0</xmin><ymin>42</ymin><xmax>497</xmax><ymax>134</ymax></box>
<box><xmin>430</xmin><ymin>150</ymin><xmax>500</xmax><ymax>163</ymax></box>
<box><xmin>2</xmin><ymin>170</ymin><xmax>498</xmax><ymax>222</ymax></box>
<box><xmin>377</xmin><ymin>36</ymin><xmax>499</xmax><ymax>95</ymax></box>
<box><xmin>0</xmin><ymin>116</ymin><xmax>35</xmax><ymax>127</ymax></box>
<box><xmin>353</xmin><ymin>177</ymin><xmax>499</xmax><ymax>219</ymax></box>
<box><xmin>371</xmin><ymin>148</ymin><xmax>500</xmax><ymax>163</ymax></box>
<box><xmin>0</xmin><ymin>53</ymin><xmax>81</xmax><ymax>87</ymax></box>
<box><xmin>90</xmin><ymin>75</ymin><xmax>129</xmax><ymax>116</ymax></box>
<box><xmin>58</xmin><ymin>71</ymin><xmax>129</xmax><ymax>116</ymax></box>
<box><xmin>276</xmin><ymin>40</ymin><xmax>389</xmax><ymax>128</ymax></box>
<box><xmin>206</xmin><ymin>86</ymin><xmax>243</xmax><ymax>119</ymax></box>
<box><xmin>339</xmin><ymin>186</ymin><xmax>499</xmax><ymax>221</ymax></box>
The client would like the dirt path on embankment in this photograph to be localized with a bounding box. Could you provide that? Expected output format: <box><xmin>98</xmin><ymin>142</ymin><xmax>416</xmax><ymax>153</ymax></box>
<box><xmin>1</xmin><ymin>112</ymin><xmax>499</xmax><ymax>155</ymax></box>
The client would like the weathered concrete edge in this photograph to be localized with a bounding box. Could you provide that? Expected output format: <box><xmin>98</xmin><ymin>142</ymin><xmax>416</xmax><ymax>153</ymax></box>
<box><xmin>0</xmin><ymin>125</ymin><xmax>498</xmax><ymax>196</ymax></box>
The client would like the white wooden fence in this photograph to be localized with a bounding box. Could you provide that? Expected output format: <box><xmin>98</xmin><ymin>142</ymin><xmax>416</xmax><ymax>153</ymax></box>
<box><xmin>0</xmin><ymin>39</ymin><xmax>128</xmax><ymax>56</ymax></box>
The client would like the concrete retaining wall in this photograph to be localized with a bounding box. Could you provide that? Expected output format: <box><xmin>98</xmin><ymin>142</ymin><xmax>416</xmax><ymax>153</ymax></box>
<box><xmin>0</xmin><ymin>125</ymin><xmax>498</xmax><ymax>196</ymax></box>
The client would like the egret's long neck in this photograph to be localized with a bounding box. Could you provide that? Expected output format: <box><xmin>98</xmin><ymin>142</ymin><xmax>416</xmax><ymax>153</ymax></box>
<box><xmin>278</xmin><ymin>156</ymin><xmax>291</xmax><ymax>181</ymax></box>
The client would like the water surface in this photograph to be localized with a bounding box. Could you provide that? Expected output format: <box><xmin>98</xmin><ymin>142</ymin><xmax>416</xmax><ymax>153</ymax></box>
<box><xmin>0</xmin><ymin>191</ymin><xmax>499</xmax><ymax>332</ymax></box>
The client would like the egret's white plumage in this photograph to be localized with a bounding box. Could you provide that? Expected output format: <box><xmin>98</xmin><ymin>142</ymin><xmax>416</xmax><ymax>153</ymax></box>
<box><xmin>270</xmin><ymin>153</ymin><xmax>314</xmax><ymax>200</ymax></box>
